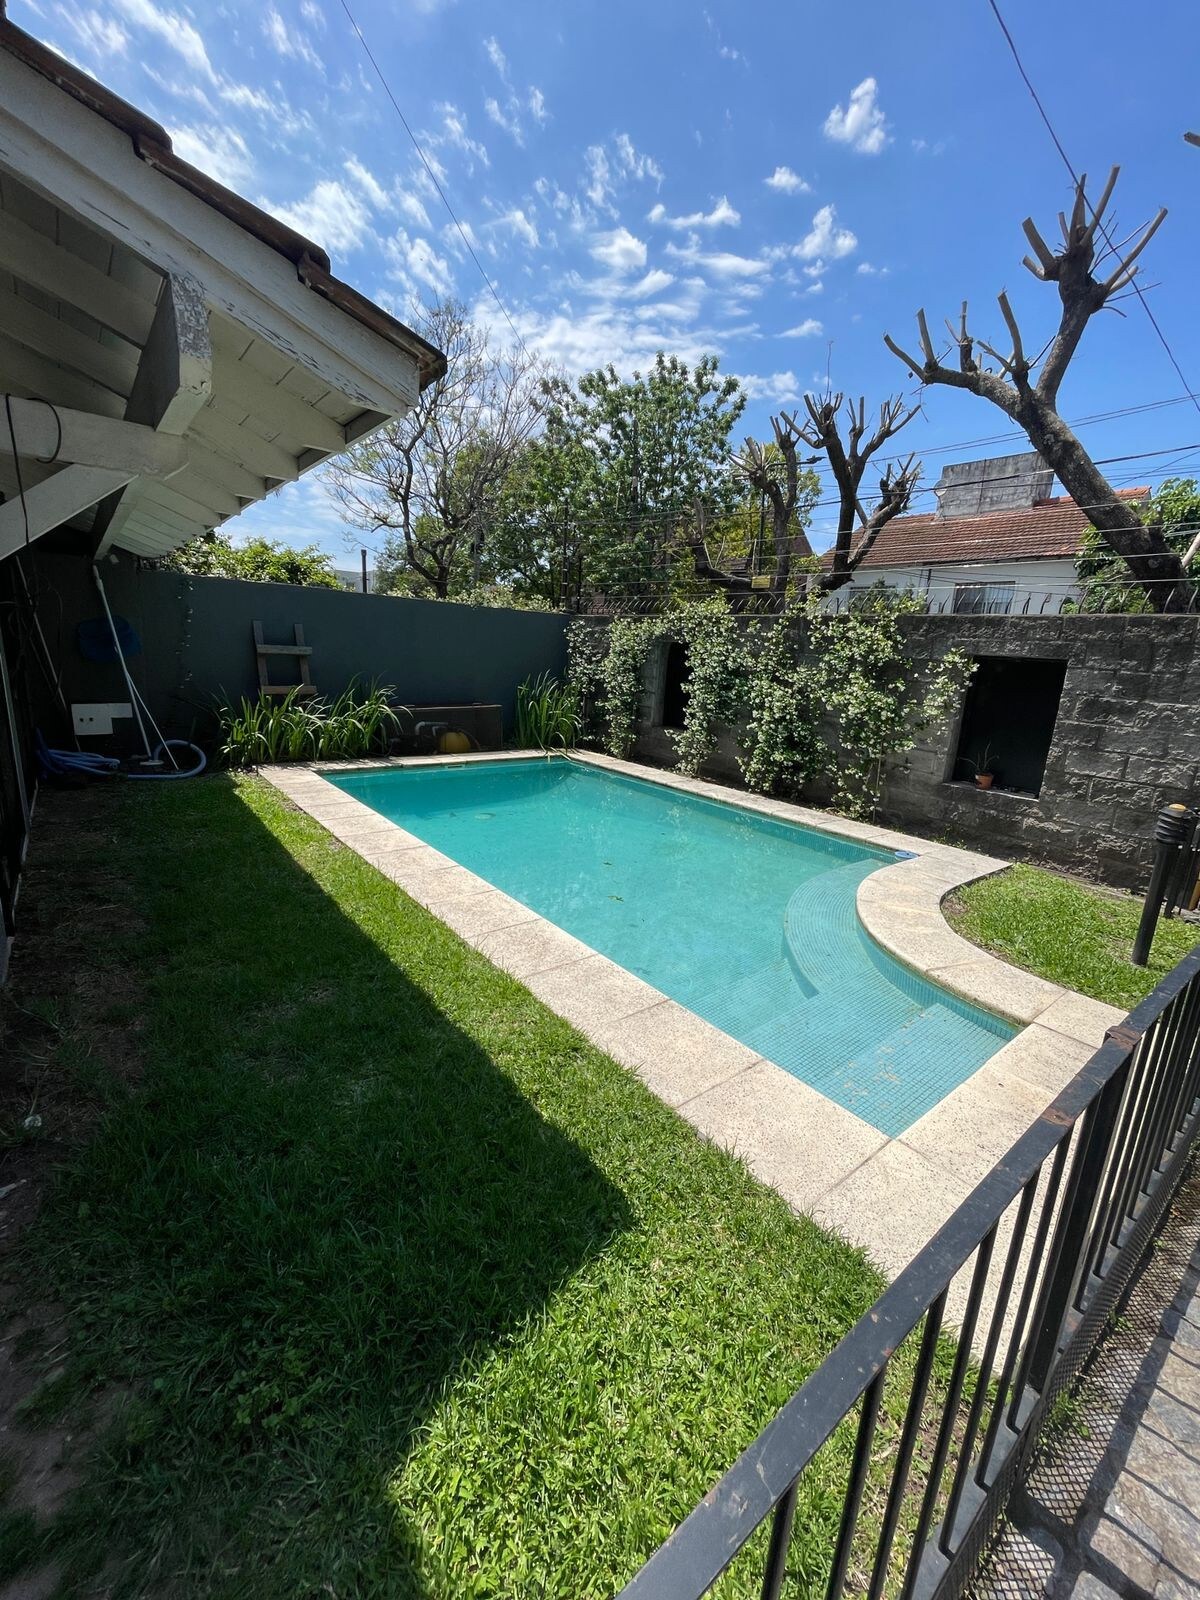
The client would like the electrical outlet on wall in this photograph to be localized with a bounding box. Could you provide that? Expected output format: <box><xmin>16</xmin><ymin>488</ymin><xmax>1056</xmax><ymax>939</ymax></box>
<box><xmin>71</xmin><ymin>703</ymin><xmax>133</xmax><ymax>736</ymax></box>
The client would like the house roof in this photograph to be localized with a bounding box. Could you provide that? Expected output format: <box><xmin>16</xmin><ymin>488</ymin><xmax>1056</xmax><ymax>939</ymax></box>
<box><xmin>823</xmin><ymin>488</ymin><xmax>1150</xmax><ymax>571</ymax></box>
<box><xmin>0</xmin><ymin>9</ymin><xmax>447</xmax><ymax>563</ymax></box>
<box><xmin>0</xmin><ymin>11</ymin><xmax>445</xmax><ymax>393</ymax></box>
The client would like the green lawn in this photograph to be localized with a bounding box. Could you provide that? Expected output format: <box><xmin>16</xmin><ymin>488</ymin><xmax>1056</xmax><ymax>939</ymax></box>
<box><xmin>945</xmin><ymin>863</ymin><xmax>1198</xmax><ymax>1011</ymax></box>
<box><xmin>3</xmin><ymin>777</ymin><xmax>915</xmax><ymax>1598</ymax></box>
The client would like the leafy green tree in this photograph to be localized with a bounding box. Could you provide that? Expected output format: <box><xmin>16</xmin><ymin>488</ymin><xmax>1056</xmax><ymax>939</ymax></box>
<box><xmin>1071</xmin><ymin>478</ymin><xmax>1200</xmax><ymax>614</ymax></box>
<box><xmin>162</xmin><ymin>533</ymin><xmax>340</xmax><ymax>587</ymax></box>
<box><xmin>540</xmin><ymin>354</ymin><xmax>747</xmax><ymax>601</ymax></box>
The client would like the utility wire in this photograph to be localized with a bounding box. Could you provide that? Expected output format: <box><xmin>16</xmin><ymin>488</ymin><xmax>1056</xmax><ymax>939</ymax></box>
<box><xmin>333</xmin><ymin>0</ymin><xmax>528</xmax><ymax>356</ymax></box>
<box><xmin>985</xmin><ymin>0</ymin><xmax>1200</xmax><ymax>422</ymax></box>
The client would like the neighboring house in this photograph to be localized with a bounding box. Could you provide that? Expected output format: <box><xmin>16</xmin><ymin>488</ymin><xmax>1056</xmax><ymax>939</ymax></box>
<box><xmin>0</xmin><ymin>10</ymin><xmax>443</xmax><ymax>971</ymax></box>
<box><xmin>822</xmin><ymin>452</ymin><xmax>1148</xmax><ymax>614</ymax></box>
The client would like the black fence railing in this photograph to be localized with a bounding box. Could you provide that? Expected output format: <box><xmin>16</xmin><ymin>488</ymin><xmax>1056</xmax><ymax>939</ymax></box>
<box><xmin>617</xmin><ymin>943</ymin><xmax>1200</xmax><ymax>1600</ymax></box>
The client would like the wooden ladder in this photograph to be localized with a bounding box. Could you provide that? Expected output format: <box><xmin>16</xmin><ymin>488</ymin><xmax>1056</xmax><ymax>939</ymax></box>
<box><xmin>253</xmin><ymin>621</ymin><xmax>316</xmax><ymax>697</ymax></box>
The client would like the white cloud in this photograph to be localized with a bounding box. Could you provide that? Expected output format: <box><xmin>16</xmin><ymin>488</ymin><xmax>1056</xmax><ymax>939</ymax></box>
<box><xmin>647</xmin><ymin>195</ymin><xmax>739</xmax><ymax>230</ymax></box>
<box><xmin>584</xmin><ymin>145</ymin><xmax>613</xmax><ymax>210</ymax></box>
<box><xmin>664</xmin><ymin>239</ymin><xmax>769</xmax><ymax>278</ymax></box>
<box><xmin>794</xmin><ymin>204</ymin><xmax>857</xmax><ymax>262</ymax></box>
<box><xmin>528</xmin><ymin>87</ymin><xmax>548</xmax><ymax>124</ymax></box>
<box><xmin>615</xmin><ymin>132</ymin><xmax>664</xmax><ymax>184</ymax></box>
<box><xmin>823</xmin><ymin>76</ymin><xmax>889</xmax><ymax>155</ymax></box>
<box><xmin>300</xmin><ymin>0</ymin><xmax>325</xmax><ymax>25</ymax></box>
<box><xmin>738</xmin><ymin>371</ymin><xmax>802</xmax><ymax>402</ymax></box>
<box><xmin>484</xmin><ymin>95</ymin><xmax>524</xmax><ymax>144</ymax></box>
<box><xmin>171</xmin><ymin>124</ymin><xmax>255</xmax><ymax>192</ymax></box>
<box><xmin>110</xmin><ymin>0</ymin><xmax>216</xmax><ymax>81</ymax></box>
<box><xmin>764</xmin><ymin>165</ymin><xmax>811</xmax><ymax>194</ymax></box>
<box><xmin>591</xmin><ymin>227</ymin><xmax>648</xmax><ymax>272</ymax></box>
<box><xmin>263</xmin><ymin>5</ymin><xmax>323</xmax><ymax>72</ymax></box>
<box><xmin>856</xmin><ymin>261</ymin><xmax>889</xmax><ymax>276</ymax></box>
<box><xmin>271</xmin><ymin>179</ymin><xmax>372</xmax><ymax>253</ymax></box>
<box><xmin>493</xmin><ymin>207</ymin><xmax>540</xmax><ymax>249</ymax></box>
<box><xmin>397</xmin><ymin>188</ymin><xmax>433</xmax><ymax>230</ymax></box>
<box><xmin>434</xmin><ymin>103</ymin><xmax>490</xmax><ymax>171</ymax></box>
<box><xmin>480</xmin><ymin>296</ymin><xmax>722</xmax><ymax>377</ymax></box>
<box><xmin>483</xmin><ymin>35</ymin><xmax>510</xmax><ymax>80</ymax></box>
<box><xmin>629</xmin><ymin>268</ymin><xmax>675</xmax><ymax>297</ymax></box>
<box><xmin>344</xmin><ymin>157</ymin><xmax>389</xmax><ymax>209</ymax></box>
<box><xmin>386</xmin><ymin>229</ymin><xmax>454</xmax><ymax>296</ymax></box>
<box><xmin>781</xmin><ymin>319</ymin><xmax>823</xmax><ymax>337</ymax></box>
<box><xmin>59</xmin><ymin>6</ymin><xmax>129</xmax><ymax>55</ymax></box>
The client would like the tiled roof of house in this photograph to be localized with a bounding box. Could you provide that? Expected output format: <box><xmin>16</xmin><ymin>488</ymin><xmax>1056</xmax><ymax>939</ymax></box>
<box><xmin>823</xmin><ymin>488</ymin><xmax>1149</xmax><ymax>570</ymax></box>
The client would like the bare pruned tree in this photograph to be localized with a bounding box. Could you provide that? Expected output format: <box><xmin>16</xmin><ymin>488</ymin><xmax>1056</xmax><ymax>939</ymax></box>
<box><xmin>730</xmin><ymin>416</ymin><xmax>818</xmax><ymax>599</ymax></box>
<box><xmin>883</xmin><ymin>166</ymin><xmax>1191</xmax><ymax>612</ymax></box>
<box><xmin>793</xmin><ymin>392</ymin><xmax>921</xmax><ymax>593</ymax></box>
<box><xmin>327</xmin><ymin>298</ymin><xmax>545</xmax><ymax>598</ymax></box>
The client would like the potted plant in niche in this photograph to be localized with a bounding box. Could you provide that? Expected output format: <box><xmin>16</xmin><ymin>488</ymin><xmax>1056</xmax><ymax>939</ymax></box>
<box><xmin>958</xmin><ymin>743</ymin><xmax>997</xmax><ymax>789</ymax></box>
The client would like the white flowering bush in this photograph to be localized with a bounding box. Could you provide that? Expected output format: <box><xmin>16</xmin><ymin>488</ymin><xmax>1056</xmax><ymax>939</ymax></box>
<box><xmin>570</xmin><ymin>588</ymin><xmax>970</xmax><ymax>819</ymax></box>
<box><xmin>739</xmin><ymin>607</ymin><xmax>824</xmax><ymax>796</ymax></box>
<box><xmin>807</xmin><ymin>589</ymin><xmax>972</xmax><ymax>819</ymax></box>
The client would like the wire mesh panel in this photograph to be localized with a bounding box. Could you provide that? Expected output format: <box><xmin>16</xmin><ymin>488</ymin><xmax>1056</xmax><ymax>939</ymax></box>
<box><xmin>615</xmin><ymin>945</ymin><xmax>1200</xmax><ymax>1600</ymax></box>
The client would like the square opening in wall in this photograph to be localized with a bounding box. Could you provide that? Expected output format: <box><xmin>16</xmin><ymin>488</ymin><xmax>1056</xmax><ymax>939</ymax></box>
<box><xmin>951</xmin><ymin>655</ymin><xmax>1067</xmax><ymax>797</ymax></box>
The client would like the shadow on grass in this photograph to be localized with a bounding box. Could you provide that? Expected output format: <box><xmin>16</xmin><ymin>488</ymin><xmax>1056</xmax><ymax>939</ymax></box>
<box><xmin>32</xmin><ymin>777</ymin><xmax>631</xmax><ymax>1595</ymax></box>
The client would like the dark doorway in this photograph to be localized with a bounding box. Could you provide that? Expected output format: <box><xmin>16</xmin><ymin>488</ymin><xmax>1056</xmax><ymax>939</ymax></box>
<box><xmin>661</xmin><ymin>639</ymin><xmax>690</xmax><ymax>729</ymax></box>
<box><xmin>952</xmin><ymin>655</ymin><xmax>1067</xmax><ymax>796</ymax></box>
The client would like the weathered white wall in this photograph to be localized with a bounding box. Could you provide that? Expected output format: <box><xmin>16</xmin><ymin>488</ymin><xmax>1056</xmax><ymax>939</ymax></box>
<box><xmin>827</xmin><ymin>558</ymin><xmax>1081</xmax><ymax>615</ymax></box>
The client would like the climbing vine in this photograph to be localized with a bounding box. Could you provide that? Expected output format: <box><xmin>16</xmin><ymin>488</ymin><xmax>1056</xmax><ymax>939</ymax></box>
<box><xmin>570</xmin><ymin>588</ymin><xmax>970</xmax><ymax>819</ymax></box>
<box><xmin>738</xmin><ymin>607</ymin><xmax>824</xmax><ymax>797</ymax></box>
<box><xmin>664</xmin><ymin>601</ymin><xmax>747</xmax><ymax>777</ymax></box>
<box><xmin>807</xmin><ymin>589</ymin><xmax>972</xmax><ymax>819</ymax></box>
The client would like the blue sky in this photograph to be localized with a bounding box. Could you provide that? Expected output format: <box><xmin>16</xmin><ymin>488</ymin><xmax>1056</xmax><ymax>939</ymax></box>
<box><xmin>15</xmin><ymin>0</ymin><xmax>1200</xmax><ymax>558</ymax></box>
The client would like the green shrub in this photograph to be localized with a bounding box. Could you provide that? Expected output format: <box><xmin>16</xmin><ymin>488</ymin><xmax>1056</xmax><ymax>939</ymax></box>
<box><xmin>514</xmin><ymin>672</ymin><xmax>581</xmax><ymax>750</ymax></box>
<box><xmin>217</xmin><ymin>680</ymin><xmax>400</xmax><ymax>768</ymax></box>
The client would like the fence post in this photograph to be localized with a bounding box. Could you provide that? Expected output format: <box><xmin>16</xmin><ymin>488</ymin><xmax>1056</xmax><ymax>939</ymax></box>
<box><xmin>1025</xmin><ymin>1066</ymin><xmax>1127</xmax><ymax>1393</ymax></box>
<box><xmin>1133</xmin><ymin>804</ymin><xmax>1195</xmax><ymax>966</ymax></box>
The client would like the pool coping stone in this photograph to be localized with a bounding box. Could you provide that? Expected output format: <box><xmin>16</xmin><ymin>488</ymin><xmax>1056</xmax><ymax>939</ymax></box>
<box><xmin>259</xmin><ymin>750</ymin><xmax>1125</xmax><ymax>1289</ymax></box>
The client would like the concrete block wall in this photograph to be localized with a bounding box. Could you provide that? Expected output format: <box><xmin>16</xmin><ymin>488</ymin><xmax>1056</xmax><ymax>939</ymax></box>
<box><xmin>633</xmin><ymin>614</ymin><xmax>1200</xmax><ymax>890</ymax></box>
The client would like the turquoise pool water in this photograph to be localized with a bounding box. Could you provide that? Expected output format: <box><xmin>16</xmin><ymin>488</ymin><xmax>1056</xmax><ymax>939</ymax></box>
<box><xmin>327</xmin><ymin>759</ymin><xmax>1013</xmax><ymax>1135</ymax></box>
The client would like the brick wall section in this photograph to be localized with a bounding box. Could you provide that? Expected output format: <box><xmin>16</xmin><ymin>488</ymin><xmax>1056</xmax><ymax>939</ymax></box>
<box><xmin>632</xmin><ymin>614</ymin><xmax>1200</xmax><ymax>890</ymax></box>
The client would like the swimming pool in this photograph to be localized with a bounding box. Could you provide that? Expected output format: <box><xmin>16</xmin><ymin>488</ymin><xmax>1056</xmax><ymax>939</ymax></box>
<box><xmin>326</xmin><ymin>759</ymin><xmax>1013</xmax><ymax>1134</ymax></box>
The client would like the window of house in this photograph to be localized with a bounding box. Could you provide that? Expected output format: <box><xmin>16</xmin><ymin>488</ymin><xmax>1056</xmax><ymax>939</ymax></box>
<box><xmin>952</xmin><ymin>655</ymin><xmax>1067</xmax><ymax>796</ymax></box>
<box><xmin>953</xmin><ymin>581</ymin><xmax>1016</xmax><ymax>615</ymax></box>
<box><xmin>661</xmin><ymin>639</ymin><xmax>689</xmax><ymax>729</ymax></box>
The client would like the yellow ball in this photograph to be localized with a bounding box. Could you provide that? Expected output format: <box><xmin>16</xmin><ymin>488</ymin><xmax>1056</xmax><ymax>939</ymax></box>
<box><xmin>438</xmin><ymin>729</ymin><xmax>471</xmax><ymax>754</ymax></box>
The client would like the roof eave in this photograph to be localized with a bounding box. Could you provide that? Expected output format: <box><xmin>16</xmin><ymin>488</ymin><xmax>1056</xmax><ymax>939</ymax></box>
<box><xmin>0</xmin><ymin>9</ymin><xmax>446</xmax><ymax>391</ymax></box>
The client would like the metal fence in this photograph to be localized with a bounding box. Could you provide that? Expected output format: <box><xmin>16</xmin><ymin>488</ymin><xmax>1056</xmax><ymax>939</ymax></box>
<box><xmin>617</xmin><ymin>943</ymin><xmax>1200</xmax><ymax>1600</ymax></box>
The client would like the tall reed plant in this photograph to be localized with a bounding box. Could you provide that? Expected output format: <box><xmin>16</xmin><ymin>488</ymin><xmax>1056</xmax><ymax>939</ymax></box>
<box><xmin>217</xmin><ymin>680</ymin><xmax>400</xmax><ymax>768</ymax></box>
<box><xmin>514</xmin><ymin>673</ymin><xmax>581</xmax><ymax>752</ymax></box>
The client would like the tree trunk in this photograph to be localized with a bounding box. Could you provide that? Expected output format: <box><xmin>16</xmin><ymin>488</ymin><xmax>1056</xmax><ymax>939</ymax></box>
<box><xmin>1017</xmin><ymin>401</ymin><xmax>1191</xmax><ymax>613</ymax></box>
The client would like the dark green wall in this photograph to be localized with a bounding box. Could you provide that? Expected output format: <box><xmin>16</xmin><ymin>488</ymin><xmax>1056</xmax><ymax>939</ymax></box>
<box><xmin>36</xmin><ymin>551</ymin><xmax>569</xmax><ymax>753</ymax></box>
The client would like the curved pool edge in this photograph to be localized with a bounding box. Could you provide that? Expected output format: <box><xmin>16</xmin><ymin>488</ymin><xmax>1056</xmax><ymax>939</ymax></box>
<box><xmin>255</xmin><ymin>750</ymin><xmax>1126</xmax><ymax>1300</ymax></box>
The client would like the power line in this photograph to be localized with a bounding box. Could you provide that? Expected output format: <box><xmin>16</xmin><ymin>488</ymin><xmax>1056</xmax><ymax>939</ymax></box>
<box><xmin>985</xmin><ymin>0</ymin><xmax>1200</xmax><ymax>422</ymax></box>
<box><xmin>332</xmin><ymin>0</ymin><xmax>528</xmax><ymax>356</ymax></box>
